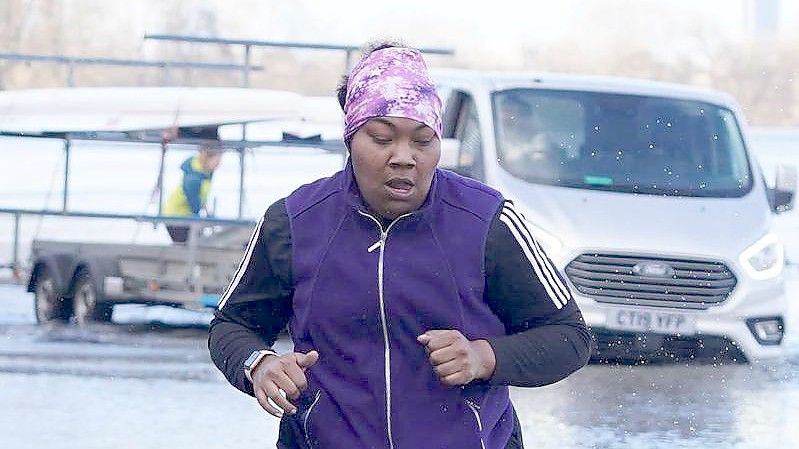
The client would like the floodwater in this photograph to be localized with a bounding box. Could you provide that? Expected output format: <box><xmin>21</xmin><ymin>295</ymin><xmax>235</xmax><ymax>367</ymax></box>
<box><xmin>1</xmin><ymin>283</ymin><xmax>797</xmax><ymax>449</ymax></box>
<box><xmin>2</xmin><ymin>128</ymin><xmax>799</xmax><ymax>448</ymax></box>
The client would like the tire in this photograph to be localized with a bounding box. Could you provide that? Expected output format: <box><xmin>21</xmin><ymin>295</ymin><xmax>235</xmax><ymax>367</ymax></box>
<box><xmin>34</xmin><ymin>266</ymin><xmax>71</xmax><ymax>324</ymax></box>
<box><xmin>71</xmin><ymin>270</ymin><xmax>113</xmax><ymax>326</ymax></box>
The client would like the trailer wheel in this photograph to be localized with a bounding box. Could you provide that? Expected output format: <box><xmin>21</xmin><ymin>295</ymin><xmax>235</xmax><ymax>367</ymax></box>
<box><xmin>34</xmin><ymin>266</ymin><xmax>70</xmax><ymax>323</ymax></box>
<box><xmin>72</xmin><ymin>270</ymin><xmax>113</xmax><ymax>326</ymax></box>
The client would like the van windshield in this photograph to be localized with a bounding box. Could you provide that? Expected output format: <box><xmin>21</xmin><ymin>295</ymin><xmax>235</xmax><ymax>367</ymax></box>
<box><xmin>493</xmin><ymin>89</ymin><xmax>752</xmax><ymax>197</ymax></box>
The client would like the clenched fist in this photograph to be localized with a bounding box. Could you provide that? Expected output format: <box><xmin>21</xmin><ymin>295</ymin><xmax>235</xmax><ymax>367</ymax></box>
<box><xmin>417</xmin><ymin>330</ymin><xmax>496</xmax><ymax>386</ymax></box>
<box><xmin>251</xmin><ymin>350</ymin><xmax>319</xmax><ymax>418</ymax></box>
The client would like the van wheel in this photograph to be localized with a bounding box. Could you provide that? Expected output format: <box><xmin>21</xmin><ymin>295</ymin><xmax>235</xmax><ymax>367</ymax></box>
<box><xmin>72</xmin><ymin>270</ymin><xmax>113</xmax><ymax>326</ymax></box>
<box><xmin>34</xmin><ymin>267</ymin><xmax>70</xmax><ymax>323</ymax></box>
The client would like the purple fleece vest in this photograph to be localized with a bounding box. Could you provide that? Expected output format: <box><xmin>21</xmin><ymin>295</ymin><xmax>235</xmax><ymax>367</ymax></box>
<box><xmin>285</xmin><ymin>162</ymin><xmax>513</xmax><ymax>449</ymax></box>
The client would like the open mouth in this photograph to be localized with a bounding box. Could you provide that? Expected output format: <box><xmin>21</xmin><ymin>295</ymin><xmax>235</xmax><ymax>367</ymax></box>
<box><xmin>385</xmin><ymin>177</ymin><xmax>415</xmax><ymax>198</ymax></box>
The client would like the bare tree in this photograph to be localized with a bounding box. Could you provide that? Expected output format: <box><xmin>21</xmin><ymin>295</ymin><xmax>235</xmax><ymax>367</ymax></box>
<box><xmin>1</xmin><ymin>0</ymin><xmax>798</xmax><ymax>125</ymax></box>
<box><xmin>0</xmin><ymin>0</ymin><xmax>35</xmax><ymax>88</ymax></box>
<box><xmin>151</xmin><ymin>0</ymin><xmax>237</xmax><ymax>86</ymax></box>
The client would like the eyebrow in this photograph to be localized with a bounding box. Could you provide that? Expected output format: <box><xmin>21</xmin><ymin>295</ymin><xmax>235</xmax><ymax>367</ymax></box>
<box><xmin>372</xmin><ymin>118</ymin><xmax>430</xmax><ymax>132</ymax></box>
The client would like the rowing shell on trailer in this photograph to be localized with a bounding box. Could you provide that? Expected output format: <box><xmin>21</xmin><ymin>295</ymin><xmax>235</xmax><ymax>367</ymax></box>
<box><xmin>0</xmin><ymin>86</ymin><xmax>343</xmax><ymax>137</ymax></box>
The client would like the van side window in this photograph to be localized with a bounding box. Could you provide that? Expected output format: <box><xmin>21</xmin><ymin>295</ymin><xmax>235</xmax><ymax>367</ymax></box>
<box><xmin>443</xmin><ymin>91</ymin><xmax>484</xmax><ymax>181</ymax></box>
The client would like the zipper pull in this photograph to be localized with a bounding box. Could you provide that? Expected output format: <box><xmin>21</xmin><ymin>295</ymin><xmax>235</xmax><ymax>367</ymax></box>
<box><xmin>368</xmin><ymin>241</ymin><xmax>382</xmax><ymax>253</ymax></box>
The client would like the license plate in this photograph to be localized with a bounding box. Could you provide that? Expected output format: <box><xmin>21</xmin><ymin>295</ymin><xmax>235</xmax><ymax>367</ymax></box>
<box><xmin>606</xmin><ymin>308</ymin><xmax>696</xmax><ymax>335</ymax></box>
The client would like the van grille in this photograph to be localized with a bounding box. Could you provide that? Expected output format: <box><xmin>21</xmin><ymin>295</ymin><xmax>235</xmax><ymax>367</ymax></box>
<box><xmin>565</xmin><ymin>253</ymin><xmax>737</xmax><ymax>310</ymax></box>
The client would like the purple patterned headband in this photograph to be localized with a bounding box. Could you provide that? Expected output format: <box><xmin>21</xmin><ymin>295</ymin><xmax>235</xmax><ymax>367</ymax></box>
<box><xmin>343</xmin><ymin>47</ymin><xmax>443</xmax><ymax>143</ymax></box>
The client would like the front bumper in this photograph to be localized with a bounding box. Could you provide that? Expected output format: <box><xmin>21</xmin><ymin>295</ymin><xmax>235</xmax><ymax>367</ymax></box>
<box><xmin>575</xmin><ymin>274</ymin><xmax>787</xmax><ymax>362</ymax></box>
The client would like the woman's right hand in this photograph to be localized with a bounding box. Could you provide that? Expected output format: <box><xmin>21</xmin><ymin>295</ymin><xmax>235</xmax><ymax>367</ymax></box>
<box><xmin>251</xmin><ymin>350</ymin><xmax>319</xmax><ymax>418</ymax></box>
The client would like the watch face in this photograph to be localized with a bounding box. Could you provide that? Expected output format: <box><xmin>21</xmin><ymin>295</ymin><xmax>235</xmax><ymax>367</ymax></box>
<box><xmin>244</xmin><ymin>351</ymin><xmax>261</xmax><ymax>368</ymax></box>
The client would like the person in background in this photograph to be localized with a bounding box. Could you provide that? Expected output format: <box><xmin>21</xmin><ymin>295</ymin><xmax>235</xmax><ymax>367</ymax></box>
<box><xmin>163</xmin><ymin>127</ymin><xmax>223</xmax><ymax>243</ymax></box>
<box><xmin>209</xmin><ymin>41</ymin><xmax>591</xmax><ymax>449</ymax></box>
<box><xmin>497</xmin><ymin>94</ymin><xmax>556</xmax><ymax>164</ymax></box>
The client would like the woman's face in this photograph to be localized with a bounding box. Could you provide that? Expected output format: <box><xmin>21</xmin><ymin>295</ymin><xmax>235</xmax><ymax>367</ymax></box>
<box><xmin>349</xmin><ymin>116</ymin><xmax>441</xmax><ymax>219</ymax></box>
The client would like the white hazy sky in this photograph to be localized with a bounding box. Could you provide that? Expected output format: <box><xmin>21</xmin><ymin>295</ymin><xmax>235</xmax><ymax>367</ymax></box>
<box><xmin>210</xmin><ymin>1</ymin><xmax>741</xmax><ymax>46</ymax></box>
<box><xmin>129</xmin><ymin>0</ymin><xmax>795</xmax><ymax>67</ymax></box>
<box><xmin>213</xmin><ymin>1</ymin><xmax>794</xmax><ymax>42</ymax></box>
<box><xmin>30</xmin><ymin>1</ymin><xmax>799</xmax><ymax>54</ymax></box>
<box><xmin>14</xmin><ymin>1</ymin><xmax>799</xmax><ymax>78</ymax></box>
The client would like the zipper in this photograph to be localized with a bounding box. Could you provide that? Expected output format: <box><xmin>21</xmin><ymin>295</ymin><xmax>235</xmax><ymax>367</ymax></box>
<box><xmin>465</xmin><ymin>400</ymin><xmax>486</xmax><ymax>449</ymax></box>
<box><xmin>303</xmin><ymin>390</ymin><xmax>322</xmax><ymax>447</ymax></box>
<box><xmin>357</xmin><ymin>210</ymin><xmax>412</xmax><ymax>449</ymax></box>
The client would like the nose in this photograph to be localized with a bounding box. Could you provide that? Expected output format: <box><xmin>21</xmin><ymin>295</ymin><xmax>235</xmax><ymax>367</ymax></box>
<box><xmin>388</xmin><ymin>139</ymin><xmax>416</xmax><ymax>169</ymax></box>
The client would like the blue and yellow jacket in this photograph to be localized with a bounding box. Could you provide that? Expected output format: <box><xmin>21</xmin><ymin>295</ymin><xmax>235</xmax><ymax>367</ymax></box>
<box><xmin>164</xmin><ymin>156</ymin><xmax>213</xmax><ymax>216</ymax></box>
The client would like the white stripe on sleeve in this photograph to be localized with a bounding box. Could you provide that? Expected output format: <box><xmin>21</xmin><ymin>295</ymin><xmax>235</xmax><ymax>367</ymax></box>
<box><xmin>217</xmin><ymin>214</ymin><xmax>265</xmax><ymax>310</ymax></box>
<box><xmin>499</xmin><ymin>212</ymin><xmax>565</xmax><ymax>309</ymax></box>
<box><xmin>503</xmin><ymin>202</ymin><xmax>571</xmax><ymax>300</ymax></box>
<box><xmin>503</xmin><ymin>201</ymin><xmax>571</xmax><ymax>304</ymax></box>
<box><xmin>503</xmin><ymin>202</ymin><xmax>571</xmax><ymax>303</ymax></box>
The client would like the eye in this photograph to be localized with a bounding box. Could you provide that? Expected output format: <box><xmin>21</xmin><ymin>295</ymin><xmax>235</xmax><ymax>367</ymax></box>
<box><xmin>415</xmin><ymin>136</ymin><xmax>434</xmax><ymax>146</ymax></box>
<box><xmin>370</xmin><ymin>134</ymin><xmax>392</xmax><ymax>145</ymax></box>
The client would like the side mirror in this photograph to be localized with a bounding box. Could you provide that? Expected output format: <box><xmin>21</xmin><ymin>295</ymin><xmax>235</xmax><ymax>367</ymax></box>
<box><xmin>439</xmin><ymin>138</ymin><xmax>460</xmax><ymax>169</ymax></box>
<box><xmin>771</xmin><ymin>164</ymin><xmax>796</xmax><ymax>214</ymax></box>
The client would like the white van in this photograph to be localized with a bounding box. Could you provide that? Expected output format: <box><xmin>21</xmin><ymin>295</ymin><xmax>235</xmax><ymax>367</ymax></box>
<box><xmin>434</xmin><ymin>69</ymin><xmax>795</xmax><ymax>362</ymax></box>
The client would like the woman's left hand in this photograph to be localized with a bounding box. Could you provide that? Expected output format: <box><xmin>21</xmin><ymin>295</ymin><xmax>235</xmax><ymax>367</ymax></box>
<box><xmin>417</xmin><ymin>330</ymin><xmax>496</xmax><ymax>386</ymax></box>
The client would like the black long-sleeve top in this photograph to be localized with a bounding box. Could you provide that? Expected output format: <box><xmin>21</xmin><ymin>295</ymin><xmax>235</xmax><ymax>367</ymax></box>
<box><xmin>209</xmin><ymin>198</ymin><xmax>591</xmax><ymax>396</ymax></box>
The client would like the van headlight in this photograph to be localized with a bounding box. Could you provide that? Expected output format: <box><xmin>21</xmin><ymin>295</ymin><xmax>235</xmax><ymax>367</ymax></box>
<box><xmin>738</xmin><ymin>233</ymin><xmax>784</xmax><ymax>280</ymax></box>
<box><xmin>524</xmin><ymin>218</ymin><xmax>564</xmax><ymax>259</ymax></box>
<box><xmin>505</xmin><ymin>199</ymin><xmax>565</xmax><ymax>259</ymax></box>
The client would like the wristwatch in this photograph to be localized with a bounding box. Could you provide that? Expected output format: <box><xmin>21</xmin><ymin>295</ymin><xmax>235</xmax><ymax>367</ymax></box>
<box><xmin>244</xmin><ymin>348</ymin><xmax>279</xmax><ymax>382</ymax></box>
